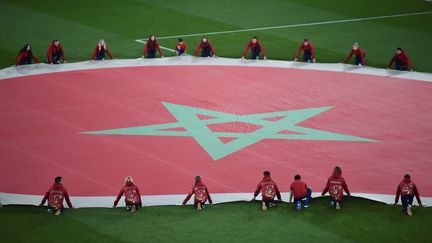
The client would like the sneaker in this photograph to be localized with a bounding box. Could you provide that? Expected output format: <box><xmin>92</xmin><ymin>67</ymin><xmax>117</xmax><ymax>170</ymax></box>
<box><xmin>262</xmin><ymin>202</ymin><xmax>267</xmax><ymax>211</ymax></box>
<box><xmin>269</xmin><ymin>203</ymin><xmax>275</xmax><ymax>208</ymax></box>
<box><xmin>55</xmin><ymin>209</ymin><xmax>62</xmax><ymax>216</ymax></box>
<box><xmin>304</xmin><ymin>204</ymin><xmax>310</xmax><ymax>208</ymax></box>
<box><xmin>296</xmin><ymin>201</ymin><xmax>302</xmax><ymax>211</ymax></box>
<box><xmin>197</xmin><ymin>203</ymin><xmax>202</xmax><ymax>211</ymax></box>
<box><xmin>131</xmin><ymin>204</ymin><xmax>136</xmax><ymax>213</ymax></box>
<box><xmin>407</xmin><ymin>205</ymin><xmax>412</xmax><ymax>216</ymax></box>
<box><xmin>335</xmin><ymin>202</ymin><xmax>341</xmax><ymax>210</ymax></box>
<box><xmin>330</xmin><ymin>201</ymin><xmax>335</xmax><ymax>207</ymax></box>
<box><xmin>47</xmin><ymin>208</ymin><xmax>53</xmax><ymax>214</ymax></box>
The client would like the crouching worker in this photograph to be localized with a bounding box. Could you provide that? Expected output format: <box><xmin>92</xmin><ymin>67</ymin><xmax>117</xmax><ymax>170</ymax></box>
<box><xmin>182</xmin><ymin>176</ymin><xmax>212</xmax><ymax>210</ymax></box>
<box><xmin>252</xmin><ymin>171</ymin><xmax>282</xmax><ymax>211</ymax></box>
<box><xmin>343</xmin><ymin>42</ymin><xmax>366</xmax><ymax>66</ymax></box>
<box><xmin>321</xmin><ymin>166</ymin><xmax>350</xmax><ymax>210</ymax></box>
<box><xmin>113</xmin><ymin>176</ymin><xmax>142</xmax><ymax>212</ymax></box>
<box><xmin>289</xmin><ymin>174</ymin><xmax>312</xmax><ymax>211</ymax></box>
<box><xmin>39</xmin><ymin>176</ymin><xmax>73</xmax><ymax>215</ymax></box>
<box><xmin>394</xmin><ymin>174</ymin><xmax>423</xmax><ymax>216</ymax></box>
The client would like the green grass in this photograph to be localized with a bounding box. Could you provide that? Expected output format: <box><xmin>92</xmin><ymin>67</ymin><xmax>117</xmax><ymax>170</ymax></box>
<box><xmin>0</xmin><ymin>0</ymin><xmax>431</xmax><ymax>71</ymax></box>
<box><xmin>0</xmin><ymin>197</ymin><xmax>431</xmax><ymax>242</ymax></box>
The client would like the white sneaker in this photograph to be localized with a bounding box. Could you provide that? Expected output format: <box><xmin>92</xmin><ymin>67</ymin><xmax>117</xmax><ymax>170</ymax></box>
<box><xmin>335</xmin><ymin>202</ymin><xmax>341</xmax><ymax>210</ymax></box>
<box><xmin>262</xmin><ymin>202</ymin><xmax>267</xmax><ymax>211</ymax></box>
<box><xmin>407</xmin><ymin>205</ymin><xmax>412</xmax><ymax>216</ymax></box>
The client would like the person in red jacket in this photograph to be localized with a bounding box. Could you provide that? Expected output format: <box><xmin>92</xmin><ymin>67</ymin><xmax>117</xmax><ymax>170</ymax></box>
<box><xmin>113</xmin><ymin>176</ymin><xmax>142</xmax><ymax>212</ymax></box>
<box><xmin>39</xmin><ymin>176</ymin><xmax>73</xmax><ymax>215</ymax></box>
<box><xmin>294</xmin><ymin>38</ymin><xmax>316</xmax><ymax>63</ymax></box>
<box><xmin>252</xmin><ymin>171</ymin><xmax>282</xmax><ymax>211</ymax></box>
<box><xmin>142</xmin><ymin>35</ymin><xmax>164</xmax><ymax>58</ymax></box>
<box><xmin>343</xmin><ymin>42</ymin><xmax>366</xmax><ymax>66</ymax></box>
<box><xmin>394</xmin><ymin>174</ymin><xmax>423</xmax><ymax>216</ymax></box>
<box><xmin>321</xmin><ymin>166</ymin><xmax>350</xmax><ymax>210</ymax></box>
<box><xmin>175</xmin><ymin>38</ymin><xmax>187</xmax><ymax>56</ymax></box>
<box><xmin>194</xmin><ymin>36</ymin><xmax>215</xmax><ymax>57</ymax></box>
<box><xmin>388</xmin><ymin>47</ymin><xmax>413</xmax><ymax>71</ymax></box>
<box><xmin>46</xmin><ymin>40</ymin><xmax>66</xmax><ymax>64</ymax></box>
<box><xmin>16</xmin><ymin>44</ymin><xmax>40</xmax><ymax>66</ymax></box>
<box><xmin>182</xmin><ymin>176</ymin><xmax>212</xmax><ymax>210</ymax></box>
<box><xmin>91</xmin><ymin>39</ymin><xmax>114</xmax><ymax>60</ymax></box>
<box><xmin>242</xmin><ymin>36</ymin><xmax>267</xmax><ymax>60</ymax></box>
<box><xmin>289</xmin><ymin>174</ymin><xmax>312</xmax><ymax>211</ymax></box>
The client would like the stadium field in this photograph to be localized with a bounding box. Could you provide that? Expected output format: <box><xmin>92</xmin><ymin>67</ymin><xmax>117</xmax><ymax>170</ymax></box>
<box><xmin>0</xmin><ymin>0</ymin><xmax>432</xmax><ymax>71</ymax></box>
<box><xmin>1</xmin><ymin>197</ymin><xmax>432</xmax><ymax>243</ymax></box>
<box><xmin>1</xmin><ymin>0</ymin><xmax>432</xmax><ymax>242</ymax></box>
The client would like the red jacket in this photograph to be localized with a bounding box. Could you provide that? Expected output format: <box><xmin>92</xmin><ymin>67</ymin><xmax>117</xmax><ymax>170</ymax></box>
<box><xmin>242</xmin><ymin>40</ymin><xmax>266</xmax><ymax>57</ymax></box>
<box><xmin>143</xmin><ymin>40</ymin><xmax>164</xmax><ymax>56</ymax></box>
<box><xmin>46</xmin><ymin>43</ymin><xmax>66</xmax><ymax>63</ymax></box>
<box><xmin>40</xmin><ymin>183</ymin><xmax>73</xmax><ymax>208</ymax></box>
<box><xmin>388</xmin><ymin>51</ymin><xmax>412</xmax><ymax>69</ymax></box>
<box><xmin>182</xmin><ymin>181</ymin><xmax>212</xmax><ymax>205</ymax></box>
<box><xmin>395</xmin><ymin>178</ymin><xmax>421</xmax><ymax>204</ymax></box>
<box><xmin>176</xmin><ymin>42</ymin><xmax>187</xmax><ymax>53</ymax></box>
<box><xmin>16</xmin><ymin>51</ymin><xmax>39</xmax><ymax>66</ymax></box>
<box><xmin>91</xmin><ymin>44</ymin><xmax>114</xmax><ymax>59</ymax></box>
<box><xmin>295</xmin><ymin>42</ymin><xmax>315</xmax><ymax>59</ymax></box>
<box><xmin>194</xmin><ymin>41</ymin><xmax>215</xmax><ymax>56</ymax></box>
<box><xmin>254</xmin><ymin>176</ymin><xmax>282</xmax><ymax>201</ymax></box>
<box><xmin>114</xmin><ymin>182</ymin><xmax>142</xmax><ymax>206</ymax></box>
<box><xmin>290</xmin><ymin>180</ymin><xmax>308</xmax><ymax>199</ymax></box>
<box><xmin>344</xmin><ymin>48</ymin><xmax>366</xmax><ymax>64</ymax></box>
<box><xmin>322</xmin><ymin>173</ymin><xmax>350</xmax><ymax>201</ymax></box>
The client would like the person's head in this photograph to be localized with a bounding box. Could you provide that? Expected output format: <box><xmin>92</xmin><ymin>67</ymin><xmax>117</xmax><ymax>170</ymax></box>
<box><xmin>149</xmin><ymin>35</ymin><xmax>155</xmax><ymax>41</ymax></box>
<box><xmin>333</xmin><ymin>166</ymin><xmax>342</xmax><ymax>175</ymax></box>
<box><xmin>294</xmin><ymin>174</ymin><xmax>301</xmax><ymax>180</ymax></box>
<box><xmin>396</xmin><ymin>47</ymin><xmax>402</xmax><ymax>54</ymax></box>
<box><xmin>353</xmin><ymin>42</ymin><xmax>359</xmax><ymax>50</ymax></box>
<box><xmin>53</xmin><ymin>40</ymin><xmax>60</xmax><ymax>46</ymax></box>
<box><xmin>252</xmin><ymin>36</ymin><xmax>257</xmax><ymax>44</ymax></box>
<box><xmin>263</xmin><ymin>171</ymin><xmax>270</xmax><ymax>177</ymax></box>
<box><xmin>178</xmin><ymin>38</ymin><xmax>183</xmax><ymax>43</ymax></box>
<box><xmin>99</xmin><ymin>39</ymin><xmax>105</xmax><ymax>46</ymax></box>
<box><xmin>125</xmin><ymin>176</ymin><xmax>133</xmax><ymax>183</ymax></box>
<box><xmin>404</xmin><ymin>174</ymin><xmax>411</xmax><ymax>180</ymax></box>
<box><xmin>303</xmin><ymin>38</ymin><xmax>309</xmax><ymax>46</ymax></box>
<box><xmin>194</xmin><ymin>176</ymin><xmax>201</xmax><ymax>185</ymax></box>
<box><xmin>20</xmin><ymin>44</ymin><xmax>31</xmax><ymax>53</ymax></box>
<box><xmin>202</xmin><ymin>36</ymin><xmax>208</xmax><ymax>43</ymax></box>
<box><xmin>55</xmin><ymin>176</ymin><xmax>63</xmax><ymax>184</ymax></box>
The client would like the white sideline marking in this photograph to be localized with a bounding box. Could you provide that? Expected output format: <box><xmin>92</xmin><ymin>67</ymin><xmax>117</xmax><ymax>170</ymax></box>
<box><xmin>135</xmin><ymin>11</ymin><xmax>432</xmax><ymax>41</ymax></box>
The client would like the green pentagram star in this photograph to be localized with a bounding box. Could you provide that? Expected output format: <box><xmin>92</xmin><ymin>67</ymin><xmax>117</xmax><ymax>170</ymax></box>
<box><xmin>83</xmin><ymin>102</ymin><xmax>377</xmax><ymax>160</ymax></box>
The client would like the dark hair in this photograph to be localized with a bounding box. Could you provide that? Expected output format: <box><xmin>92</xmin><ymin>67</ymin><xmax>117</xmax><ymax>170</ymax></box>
<box><xmin>404</xmin><ymin>174</ymin><xmax>410</xmax><ymax>179</ymax></box>
<box><xmin>52</xmin><ymin>39</ymin><xmax>59</xmax><ymax>43</ymax></box>
<box><xmin>19</xmin><ymin>44</ymin><xmax>31</xmax><ymax>54</ymax></box>
<box><xmin>55</xmin><ymin>176</ymin><xmax>62</xmax><ymax>184</ymax></box>
<box><xmin>396</xmin><ymin>47</ymin><xmax>402</xmax><ymax>51</ymax></box>
<box><xmin>178</xmin><ymin>38</ymin><xmax>183</xmax><ymax>42</ymax></box>
<box><xmin>333</xmin><ymin>166</ymin><xmax>342</xmax><ymax>174</ymax></box>
<box><xmin>294</xmin><ymin>174</ymin><xmax>301</xmax><ymax>180</ymax></box>
<box><xmin>263</xmin><ymin>171</ymin><xmax>270</xmax><ymax>176</ymax></box>
<box><xmin>304</xmin><ymin>38</ymin><xmax>309</xmax><ymax>42</ymax></box>
<box><xmin>252</xmin><ymin>36</ymin><xmax>257</xmax><ymax>39</ymax></box>
<box><xmin>195</xmin><ymin>176</ymin><xmax>201</xmax><ymax>183</ymax></box>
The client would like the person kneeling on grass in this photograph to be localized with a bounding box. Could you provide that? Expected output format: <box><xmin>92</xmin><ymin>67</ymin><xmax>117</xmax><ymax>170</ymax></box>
<box><xmin>289</xmin><ymin>174</ymin><xmax>312</xmax><ymax>211</ymax></box>
<box><xmin>175</xmin><ymin>38</ymin><xmax>187</xmax><ymax>56</ymax></box>
<box><xmin>182</xmin><ymin>176</ymin><xmax>212</xmax><ymax>210</ymax></box>
<box><xmin>194</xmin><ymin>36</ymin><xmax>215</xmax><ymax>57</ymax></box>
<box><xmin>252</xmin><ymin>171</ymin><xmax>282</xmax><ymax>211</ymax></box>
<box><xmin>47</xmin><ymin>39</ymin><xmax>67</xmax><ymax>64</ymax></box>
<box><xmin>294</xmin><ymin>38</ymin><xmax>316</xmax><ymax>63</ymax></box>
<box><xmin>113</xmin><ymin>176</ymin><xmax>142</xmax><ymax>212</ymax></box>
<box><xmin>394</xmin><ymin>174</ymin><xmax>423</xmax><ymax>216</ymax></box>
<box><xmin>39</xmin><ymin>176</ymin><xmax>73</xmax><ymax>216</ymax></box>
<box><xmin>16</xmin><ymin>44</ymin><xmax>40</xmax><ymax>66</ymax></box>
<box><xmin>241</xmin><ymin>36</ymin><xmax>267</xmax><ymax>60</ymax></box>
<box><xmin>142</xmin><ymin>34</ymin><xmax>164</xmax><ymax>58</ymax></box>
<box><xmin>91</xmin><ymin>39</ymin><xmax>114</xmax><ymax>60</ymax></box>
<box><xmin>387</xmin><ymin>47</ymin><xmax>413</xmax><ymax>71</ymax></box>
<box><xmin>343</xmin><ymin>42</ymin><xmax>366</xmax><ymax>66</ymax></box>
<box><xmin>321</xmin><ymin>166</ymin><xmax>350</xmax><ymax>210</ymax></box>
